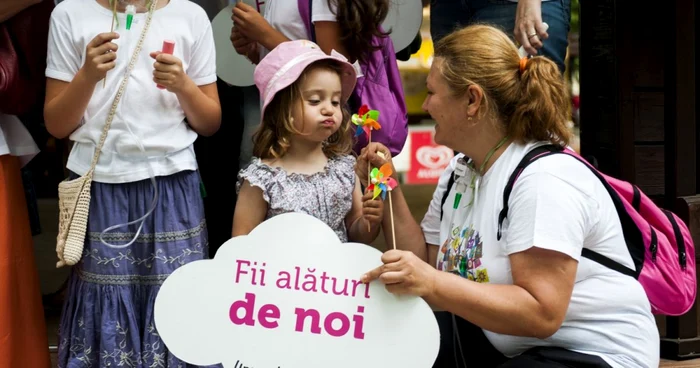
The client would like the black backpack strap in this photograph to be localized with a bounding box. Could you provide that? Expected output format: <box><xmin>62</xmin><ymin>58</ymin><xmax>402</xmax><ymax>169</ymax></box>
<box><xmin>497</xmin><ymin>144</ymin><xmax>562</xmax><ymax>240</ymax></box>
<box><xmin>581</xmin><ymin>249</ymin><xmax>636</xmax><ymax>277</ymax></box>
<box><xmin>497</xmin><ymin>144</ymin><xmax>639</xmax><ymax>279</ymax></box>
<box><xmin>440</xmin><ymin>172</ymin><xmax>456</xmax><ymax>221</ymax></box>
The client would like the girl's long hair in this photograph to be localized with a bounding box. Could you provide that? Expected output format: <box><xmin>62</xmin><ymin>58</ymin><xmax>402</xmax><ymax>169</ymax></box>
<box><xmin>327</xmin><ymin>0</ymin><xmax>390</xmax><ymax>63</ymax></box>
<box><xmin>252</xmin><ymin>60</ymin><xmax>353</xmax><ymax>159</ymax></box>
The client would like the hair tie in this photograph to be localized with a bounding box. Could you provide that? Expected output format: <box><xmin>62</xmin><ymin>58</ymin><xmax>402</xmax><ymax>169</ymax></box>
<box><xmin>519</xmin><ymin>57</ymin><xmax>529</xmax><ymax>74</ymax></box>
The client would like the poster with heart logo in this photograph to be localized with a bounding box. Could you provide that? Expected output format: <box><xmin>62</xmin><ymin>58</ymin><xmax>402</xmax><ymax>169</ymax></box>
<box><xmin>406</xmin><ymin>126</ymin><xmax>454</xmax><ymax>184</ymax></box>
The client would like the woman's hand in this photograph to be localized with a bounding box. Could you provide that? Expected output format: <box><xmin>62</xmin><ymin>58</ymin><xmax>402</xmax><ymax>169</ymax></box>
<box><xmin>514</xmin><ymin>0</ymin><xmax>548</xmax><ymax>56</ymax></box>
<box><xmin>355</xmin><ymin>142</ymin><xmax>394</xmax><ymax>187</ymax></box>
<box><xmin>361</xmin><ymin>250</ymin><xmax>438</xmax><ymax>298</ymax></box>
<box><xmin>232</xmin><ymin>2</ymin><xmax>272</xmax><ymax>44</ymax></box>
<box><xmin>150</xmin><ymin>52</ymin><xmax>191</xmax><ymax>94</ymax></box>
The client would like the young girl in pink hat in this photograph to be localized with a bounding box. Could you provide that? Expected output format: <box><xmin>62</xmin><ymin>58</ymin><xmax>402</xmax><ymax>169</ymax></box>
<box><xmin>232</xmin><ymin>40</ymin><xmax>383</xmax><ymax>244</ymax></box>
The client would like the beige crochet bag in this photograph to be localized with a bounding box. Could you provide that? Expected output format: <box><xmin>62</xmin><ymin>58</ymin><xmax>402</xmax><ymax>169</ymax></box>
<box><xmin>55</xmin><ymin>0</ymin><xmax>158</xmax><ymax>268</ymax></box>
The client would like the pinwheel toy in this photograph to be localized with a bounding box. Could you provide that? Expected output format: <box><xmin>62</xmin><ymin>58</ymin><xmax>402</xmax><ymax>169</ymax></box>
<box><xmin>367</xmin><ymin>164</ymin><xmax>398</xmax><ymax>200</ymax></box>
<box><xmin>354</xmin><ymin>105</ymin><xmax>382</xmax><ymax>182</ymax></box>
<box><xmin>367</xmin><ymin>163</ymin><xmax>398</xmax><ymax>249</ymax></box>
<box><xmin>352</xmin><ymin>105</ymin><xmax>382</xmax><ymax>138</ymax></box>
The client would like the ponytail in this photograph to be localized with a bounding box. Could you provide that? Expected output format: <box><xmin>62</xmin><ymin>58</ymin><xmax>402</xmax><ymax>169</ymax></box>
<box><xmin>509</xmin><ymin>56</ymin><xmax>571</xmax><ymax>146</ymax></box>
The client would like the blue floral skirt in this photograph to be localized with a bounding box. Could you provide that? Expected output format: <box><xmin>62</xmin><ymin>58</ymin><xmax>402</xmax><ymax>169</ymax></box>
<box><xmin>57</xmin><ymin>170</ymin><xmax>220</xmax><ymax>368</ymax></box>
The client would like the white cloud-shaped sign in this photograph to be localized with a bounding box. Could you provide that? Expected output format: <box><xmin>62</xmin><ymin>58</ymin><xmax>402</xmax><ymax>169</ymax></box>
<box><xmin>154</xmin><ymin>212</ymin><xmax>440</xmax><ymax>368</ymax></box>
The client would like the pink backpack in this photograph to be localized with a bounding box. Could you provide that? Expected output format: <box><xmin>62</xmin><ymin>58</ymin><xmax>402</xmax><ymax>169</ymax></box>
<box><xmin>496</xmin><ymin>144</ymin><xmax>697</xmax><ymax>316</ymax></box>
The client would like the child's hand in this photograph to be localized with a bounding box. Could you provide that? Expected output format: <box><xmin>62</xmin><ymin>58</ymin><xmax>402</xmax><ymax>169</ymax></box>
<box><xmin>230</xmin><ymin>26</ymin><xmax>258</xmax><ymax>61</ymax></box>
<box><xmin>231</xmin><ymin>2</ymin><xmax>272</xmax><ymax>43</ymax></box>
<box><xmin>81</xmin><ymin>32</ymin><xmax>120</xmax><ymax>84</ymax></box>
<box><xmin>362</xmin><ymin>190</ymin><xmax>384</xmax><ymax>228</ymax></box>
<box><xmin>149</xmin><ymin>51</ymin><xmax>190</xmax><ymax>93</ymax></box>
<box><xmin>355</xmin><ymin>142</ymin><xmax>394</xmax><ymax>187</ymax></box>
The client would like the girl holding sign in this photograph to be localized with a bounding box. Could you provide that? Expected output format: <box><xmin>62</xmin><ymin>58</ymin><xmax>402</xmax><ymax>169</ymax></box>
<box><xmin>232</xmin><ymin>40</ymin><xmax>383</xmax><ymax>245</ymax></box>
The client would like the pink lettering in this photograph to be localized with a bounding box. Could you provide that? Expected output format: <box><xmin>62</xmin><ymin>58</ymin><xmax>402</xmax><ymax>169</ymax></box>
<box><xmin>324</xmin><ymin>312</ymin><xmax>350</xmax><ymax>337</ymax></box>
<box><xmin>353</xmin><ymin>306</ymin><xmax>365</xmax><ymax>339</ymax></box>
<box><xmin>235</xmin><ymin>259</ymin><xmax>250</xmax><ymax>284</ymax></box>
<box><xmin>331</xmin><ymin>277</ymin><xmax>349</xmax><ymax>296</ymax></box>
<box><xmin>351</xmin><ymin>279</ymin><xmax>371</xmax><ymax>299</ymax></box>
<box><xmin>229</xmin><ymin>292</ymin><xmax>256</xmax><ymax>326</ymax></box>
<box><xmin>293</xmin><ymin>306</ymin><xmax>366</xmax><ymax>340</ymax></box>
<box><xmin>229</xmin><ymin>293</ymin><xmax>281</xmax><ymax>330</ymax></box>
<box><xmin>294</xmin><ymin>308</ymin><xmax>322</xmax><ymax>334</ymax></box>
<box><xmin>259</xmin><ymin>304</ymin><xmax>280</xmax><ymax>329</ymax></box>
<box><xmin>320</xmin><ymin>272</ymin><xmax>330</xmax><ymax>293</ymax></box>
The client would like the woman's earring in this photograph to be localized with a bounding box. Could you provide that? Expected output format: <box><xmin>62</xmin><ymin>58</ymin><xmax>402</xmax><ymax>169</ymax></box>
<box><xmin>467</xmin><ymin>116</ymin><xmax>473</xmax><ymax>121</ymax></box>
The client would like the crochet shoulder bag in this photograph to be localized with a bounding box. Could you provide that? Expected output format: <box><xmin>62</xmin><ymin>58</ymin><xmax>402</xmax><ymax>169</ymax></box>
<box><xmin>56</xmin><ymin>0</ymin><xmax>158</xmax><ymax>268</ymax></box>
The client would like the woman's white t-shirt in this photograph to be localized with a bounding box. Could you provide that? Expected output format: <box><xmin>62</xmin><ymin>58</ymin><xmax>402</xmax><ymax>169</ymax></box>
<box><xmin>420</xmin><ymin>141</ymin><xmax>660</xmax><ymax>368</ymax></box>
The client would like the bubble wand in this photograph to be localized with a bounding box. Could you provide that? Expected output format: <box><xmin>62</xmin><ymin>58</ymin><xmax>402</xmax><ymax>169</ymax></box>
<box><xmin>104</xmin><ymin>3</ymin><xmax>136</xmax><ymax>88</ymax></box>
<box><xmin>103</xmin><ymin>0</ymin><xmax>119</xmax><ymax>88</ymax></box>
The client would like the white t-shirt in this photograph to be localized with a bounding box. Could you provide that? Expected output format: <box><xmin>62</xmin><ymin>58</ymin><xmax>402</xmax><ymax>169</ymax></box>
<box><xmin>259</xmin><ymin>0</ymin><xmax>336</xmax><ymax>59</ymax></box>
<box><xmin>0</xmin><ymin>114</ymin><xmax>40</xmax><ymax>167</ymax></box>
<box><xmin>420</xmin><ymin>142</ymin><xmax>660</xmax><ymax>368</ymax></box>
<box><xmin>46</xmin><ymin>0</ymin><xmax>217</xmax><ymax>183</ymax></box>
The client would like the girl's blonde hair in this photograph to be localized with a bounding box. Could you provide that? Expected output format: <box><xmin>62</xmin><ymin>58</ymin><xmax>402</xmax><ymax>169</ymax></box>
<box><xmin>434</xmin><ymin>24</ymin><xmax>572</xmax><ymax>146</ymax></box>
<box><xmin>252</xmin><ymin>60</ymin><xmax>353</xmax><ymax>159</ymax></box>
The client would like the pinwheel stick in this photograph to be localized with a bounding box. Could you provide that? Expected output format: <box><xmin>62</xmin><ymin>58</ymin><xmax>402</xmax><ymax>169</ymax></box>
<box><xmin>389</xmin><ymin>192</ymin><xmax>396</xmax><ymax>250</ymax></box>
<box><xmin>367</xmin><ymin>129</ymin><xmax>372</xmax><ymax>179</ymax></box>
<box><xmin>367</xmin><ymin>129</ymin><xmax>372</xmax><ymax>233</ymax></box>
<box><xmin>367</xmin><ymin>163</ymin><xmax>398</xmax><ymax>248</ymax></box>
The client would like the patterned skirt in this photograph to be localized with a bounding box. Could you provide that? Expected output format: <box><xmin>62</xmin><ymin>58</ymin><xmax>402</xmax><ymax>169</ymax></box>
<box><xmin>57</xmin><ymin>170</ymin><xmax>221</xmax><ymax>368</ymax></box>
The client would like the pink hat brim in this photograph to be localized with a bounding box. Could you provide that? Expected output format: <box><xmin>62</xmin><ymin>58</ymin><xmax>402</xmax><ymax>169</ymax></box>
<box><xmin>255</xmin><ymin>41</ymin><xmax>357</xmax><ymax>122</ymax></box>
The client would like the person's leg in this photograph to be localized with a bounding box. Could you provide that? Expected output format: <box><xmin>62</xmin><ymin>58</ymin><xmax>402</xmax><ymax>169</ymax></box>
<box><xmin>468</xmin><ymin>0</ymin><xmax>570</xmax><ymax>73</ymax></box>
<box><xmin>436</xmin><ymin>314</ymin><xmax>508</xmax><ymax>368</ymax></box>
<box><xmin>239</xmin><ymin>85</ymin><xmax>261</xmax><ymax>171</ymax></box>
<box><xmin>430</xmin><ymin>0</ymin><xmax>471</xmax><ymax>44</ymax></box>
<box><xmin>537</xmin><ymin>0</ymin><xmax>571</xmax><ymax>73</ymax></box>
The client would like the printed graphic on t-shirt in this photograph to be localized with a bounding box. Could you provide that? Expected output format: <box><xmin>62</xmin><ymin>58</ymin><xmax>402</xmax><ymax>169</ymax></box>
<box><xmin>437</xmin><ymin>225</ymin><xmax>489</xmax><ymax>283</ymax></box>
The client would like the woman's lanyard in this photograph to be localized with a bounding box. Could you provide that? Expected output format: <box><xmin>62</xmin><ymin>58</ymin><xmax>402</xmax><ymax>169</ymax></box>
<box><xmin>446</xmin><ymin>136</ymin><xmax>510</xmax><ymax>239</ymax></box>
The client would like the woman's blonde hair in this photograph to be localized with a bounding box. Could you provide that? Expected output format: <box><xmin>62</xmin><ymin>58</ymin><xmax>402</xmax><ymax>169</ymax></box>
<box><xmin>434</xmin><ymin>24</ymin><xmax>572</xmax><ymax>146</ymax></box>
<box><xmin>252</xmin><ymin>60</ymin><xmax>353</xmax><ymax>159</ymax></box>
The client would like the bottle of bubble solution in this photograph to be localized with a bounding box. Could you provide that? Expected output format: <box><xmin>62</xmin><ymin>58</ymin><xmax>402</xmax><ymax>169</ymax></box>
<box><xmin>125</xmin><ymin>4</ymin><xmax>136</xmax><ymax>30</ymax></box>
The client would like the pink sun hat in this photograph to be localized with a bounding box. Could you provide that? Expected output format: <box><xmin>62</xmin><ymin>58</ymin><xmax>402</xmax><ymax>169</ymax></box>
<box><xmin>254</xmin><ymin>40</ymin><xmax>357</xmax><ymax>120</ymax></box>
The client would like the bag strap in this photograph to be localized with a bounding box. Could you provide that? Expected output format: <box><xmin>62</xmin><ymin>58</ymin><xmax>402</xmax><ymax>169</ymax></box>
<box><xmin>496</xmin><ymin>144</ymin><xmax>562</xmax><ymax>240</ymax></box>
<box><xmin>87</xmin><ymin>0</ymin><xmax>158</xmax><ymax>173</ymax></box>
<box><xmin>440</xmin><ymin>172</ymin><xmax>456</xmax><ymax>221</ymax></box>
<box><xmin>496</xmin><ymin>144</ymin><xmax>638</xmax><ymax>278</ymax></box>
<box><xmin>298</xmin><ymin>0</ymin><xmax>316</xmax><ymax>42</ymax></box>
